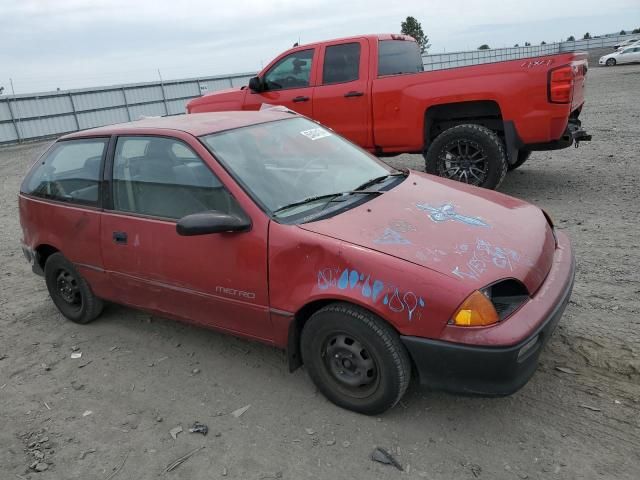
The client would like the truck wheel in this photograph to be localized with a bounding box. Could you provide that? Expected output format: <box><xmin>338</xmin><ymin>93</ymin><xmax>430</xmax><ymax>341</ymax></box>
<box><xmin>508</xmin><ymin>150</ymin><xmax>532</xmax><ymax>171</ymax></box>
<box><xmin>300</xmin><ymin>303</ymin><xmax>411</xmax><ymax>415</ymax></box>
<box><xmin>424</xmin><ymin>124</ymin><xmax>507</xmax><ymax>190</ymax></box>
<box><xmin>606</xmin><ymin>58</ymin><xmax>616</xmax><ymax>66</ymax></box>
<box><xmin>44</xmin><ymin>253</ymin><xmax>104</xmax><ymax>324</ymax></box>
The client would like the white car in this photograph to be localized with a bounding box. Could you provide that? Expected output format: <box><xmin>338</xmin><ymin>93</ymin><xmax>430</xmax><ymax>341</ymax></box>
<box><xmin>613</xmin><ymin>38</ymin><xmax>639</xmax><ymax>50</ymax></box>
<box><xmin>599</xmin><ymin>46</ymin><xmax>640</xmax><ymax>66</ymax></box>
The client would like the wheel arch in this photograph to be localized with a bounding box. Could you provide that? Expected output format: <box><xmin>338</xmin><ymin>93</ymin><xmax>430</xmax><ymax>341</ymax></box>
<box><xmin>286</xmin><ymin>298</ymin><xmax>404</xmax><ymax>373</ymax></box>
<box><xmin>424</xmin><ymin>100</ymin><xmax>505</xmax><ymax>151</ymax></box>
<box><xmin>35</xmin><ymin>244</ymin><xmax>60</xmax><ymax>270</ymax></box>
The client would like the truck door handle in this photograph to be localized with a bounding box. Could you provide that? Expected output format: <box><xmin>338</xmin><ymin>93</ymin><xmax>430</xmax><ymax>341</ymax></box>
<box><xmin>344</xmin><ymin>91</ymin><xmax>364</xmax><ymax>98</ymax></box>
<box><xmin>292</xmin><ymin>96</ymin><xmax>310</xmax><ymax>103</ymax></box>
<box><xmin>112</xmin><ymin>231</ymin><xmax>128</xmax><ymax>244</ymax></box>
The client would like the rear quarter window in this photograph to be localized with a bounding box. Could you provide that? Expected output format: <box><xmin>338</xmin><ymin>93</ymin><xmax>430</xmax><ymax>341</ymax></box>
<box><xmin>378</xmin><ymin>40</ymin><xmax>424</xmax><ymax>76</ymax></box>
<box><xmin>21</xmin><ymin>138</ymin><xmax>107</xmax><ymax>206</ymax></box>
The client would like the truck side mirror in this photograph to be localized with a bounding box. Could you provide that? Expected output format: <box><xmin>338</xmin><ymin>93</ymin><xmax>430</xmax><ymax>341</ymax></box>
<box><xmin>249</xmin><ymin>76</ymin><xmax>264</xmax><ymax>92</ymax></box>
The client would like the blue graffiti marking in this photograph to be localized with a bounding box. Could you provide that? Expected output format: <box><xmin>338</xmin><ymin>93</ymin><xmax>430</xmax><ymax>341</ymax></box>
<box><xmin>374</xmin><ymin>227</ymin><xmax>412</xmax><ymax>245</ymax></box>
<box><xmin>452</xmin><ymin>239</ymin><xmax>529</xmax><ymax>280</ymax></box>
<box><xmin>338</xmin><ymin>269</ymin><xmax>349</xmax><ymax>289</ymax></box>
<box><xmin>317</xmin><ymin>267</ymin><xmax>425</xmax><ymax>322</ymax></box>
<box><xmin>362</xmin><ymin>276</ymin><xmax>372</xmax><ymax>298</ymax></box>
<box><xmin>349</xmin><ymin>270</ymin><xmax>359</xmax><ymax>288</ymax></box>
<box><xmin>372</xmin><ymin>280</ymin><xmax>384</xmax><ymax>302</ymax></box>
<box><xmin>416</xmin><ymin>203</ymin><xmax>489</xmax><ymax>227</ymax></box>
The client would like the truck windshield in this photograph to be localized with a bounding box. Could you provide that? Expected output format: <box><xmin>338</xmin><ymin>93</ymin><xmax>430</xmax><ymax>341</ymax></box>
<box><xmin>201</xmin><ymin>117</ymin><xmax>399</xmax><ymax>221</ymax></box>
<box><xmin>378</xmin><ymin>40</ymin><xmax>424</xmax><ymax>76</ymax></box>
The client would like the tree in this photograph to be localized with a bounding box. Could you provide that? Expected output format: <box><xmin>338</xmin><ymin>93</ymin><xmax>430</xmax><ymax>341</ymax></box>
<box><xmin>478</xmin><ymin>44</ymin><xmax>490</xmax><ymax>50</ymax></box>
<box><xmin>567</xmin><ymin>35</ymin><xmax>575</xmax><ymax>41</ymax></box>
<box><xmin>524</xmin><ymin>42</ymin><xmax>531</xmax><ymax>46</ymax></box>
<box><xmin>620</xmin><ymin>30</ymin><xmax>626</xmax><ymax>35</ymax></box>
<box><xmin>401</xmin><ymin>16</ymin><xmax>431</xmax><ymax>53</ymax></box>
<box><xmin>633</xmin><ymin>28</ymin><xmax>640</xmax><ymax>34</ymax></box>
<box><xmin>513</xmin><ymin>44</ymin><xmax>519</xmax><ymax>47</ymax></box>
<box><xmin>540</xmin><ymin>41</ymin><xmax>546</xmax><ymax>45</ymax></box>
<box><xmin>583</xmin><ymin>32</ymin><xmax>591</xmax><ymax>39</ymax></box>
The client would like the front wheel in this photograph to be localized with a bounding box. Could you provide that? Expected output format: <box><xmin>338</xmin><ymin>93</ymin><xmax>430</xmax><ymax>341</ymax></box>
<box><xmin>300</xmin><ymin>303</ymin><xmax>411</xmax><ymax>415</ymax></box>
<box><xmin>606</xmin><ymin>58</ymin><xmax>616</xmax><ymax>66</ymax></box>
<box><xmin>424</xmin><ymin>124</ymin><xmax>508</xmax><ymax>190</ymax></box>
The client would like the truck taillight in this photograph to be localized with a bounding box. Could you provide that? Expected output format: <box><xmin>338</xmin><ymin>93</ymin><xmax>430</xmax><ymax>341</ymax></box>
<box><xmin>548</xmin><ymin>65</ymin><xmax>574</xmax><ymax>104</ymax></box>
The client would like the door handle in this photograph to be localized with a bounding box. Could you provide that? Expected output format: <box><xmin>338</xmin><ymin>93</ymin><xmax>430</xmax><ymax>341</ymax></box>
<box><xmin>112</xmin><ymin>231</ymin><xmax>128</xmax><ymax>244</ymax></box>
<box><xmin>292</xmin><ymin>96</ymin><xmax>310</xmax><ymax>103</ymax></box>
<box><xmin>344</xmin><ymin>91</ymin><xmax>364</xmax><ymax>98</ymax></box>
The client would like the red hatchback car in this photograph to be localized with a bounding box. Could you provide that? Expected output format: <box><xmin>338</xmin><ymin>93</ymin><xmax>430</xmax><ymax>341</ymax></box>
<box><xmin>19</xmin><ymin>110</ymin><xmax>575</xmax><ymax>414</ymax></box>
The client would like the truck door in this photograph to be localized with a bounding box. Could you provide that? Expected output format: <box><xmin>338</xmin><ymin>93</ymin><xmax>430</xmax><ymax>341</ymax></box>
<box><xmin>243</xmin><ymin>48</ymin><xmax>316</xmax><ymax>116</ymax></box>
<box><xmin>312</xmin><ymin>39</ymin><xmax>371</xmax><ymax>147</ymax></box>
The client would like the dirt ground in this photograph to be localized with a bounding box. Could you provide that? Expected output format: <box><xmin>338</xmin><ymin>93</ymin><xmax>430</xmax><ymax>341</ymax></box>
<box><xmin>1</xmin><ymin>62</ymin><xmax>639</xmax><ymax>480</ymax></box>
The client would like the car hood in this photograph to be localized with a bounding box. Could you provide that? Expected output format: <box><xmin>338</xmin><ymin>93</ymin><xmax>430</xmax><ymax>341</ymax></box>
<box><xmin>187</xmin><ymin>88</ymin><xmax>244</xmax><ymax>113</ymax></box>
<box><xmin>299</xmin><ymin>171</ymin><xmax>556</xmax><ymax>294</ymax></box>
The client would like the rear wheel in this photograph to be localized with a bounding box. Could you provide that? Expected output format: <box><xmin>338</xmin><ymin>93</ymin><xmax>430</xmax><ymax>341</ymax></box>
<box><xmin>424</xmin><ymin>124</ymin><xmax>508</xmax><ymax>190</ymax></box>
<box><xmin>44</xmin><ymin>253</ymin><xmax>103</xmax><ymax>324</ymax></box>
<box><xmin>300</xmin><ymin>303</ymin><xmax>411</xmax><ymax>415</ymax></box>
<box><xmin>508</xmin><ymin>149</ymin><xmax>532</xmax><ymax>171</ymax></box>
<box><xmin>606</xmin><ymin>58</ymin><xmax>616</xmax><ymax>66</ymax></box>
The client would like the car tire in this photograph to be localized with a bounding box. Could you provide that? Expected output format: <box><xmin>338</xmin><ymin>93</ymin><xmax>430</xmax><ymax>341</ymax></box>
<box><xmin>300</xmin><ymin>302</ymin><xmax>411</xmax><ymax>415</ymax></box>
<box><xmin>606</xmin><ymin>58</ymin><xmax>616</xmax><ymax>66</ymax></box>
<box><xmin>424</xmin><ymin>124</ymin><xmax>508</xmax><ymax>190</ymax></box>
<box><xmin>508</xmin><ymin>149</ymin><xmax>532</xmax><ymax>171</ymax></box>
<box><xmin>44</xmin><ymin>252</ymin><xmax>104</xmax><ymax>324</ymax></box>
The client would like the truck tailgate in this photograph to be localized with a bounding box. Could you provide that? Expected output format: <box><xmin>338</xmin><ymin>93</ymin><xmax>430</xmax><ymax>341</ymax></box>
<box><xmin>570</xmin><ymin>52</ymin><xmax>588</xmax><ymax>111</ymax></box>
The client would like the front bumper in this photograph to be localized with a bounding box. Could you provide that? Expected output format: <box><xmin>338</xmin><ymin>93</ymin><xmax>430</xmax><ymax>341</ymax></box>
<box><xmin>400</xmin><ymin>232</ymin><xmax>575</xmax><ymax>395</ymax></box>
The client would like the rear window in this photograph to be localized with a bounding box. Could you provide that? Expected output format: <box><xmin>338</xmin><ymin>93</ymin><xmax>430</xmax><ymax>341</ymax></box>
<box><xmin>21</xmin><ymin>138</ymin><xmax>107</xmax><ymax>206</ymax></box>
<box><xmin>378</xmin><ymin>40</ymin><xmax>424</xmax><ymax>76</ymax></box>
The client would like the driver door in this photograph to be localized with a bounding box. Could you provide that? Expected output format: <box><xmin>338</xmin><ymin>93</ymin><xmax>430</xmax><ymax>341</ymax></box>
<box><xmin>243</xmin><ymin>48</ymin><xmax>317</xmax><ymax>116</ymax></box>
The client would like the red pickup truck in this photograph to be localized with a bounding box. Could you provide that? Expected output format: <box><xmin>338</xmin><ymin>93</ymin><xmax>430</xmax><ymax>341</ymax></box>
<box><xmin>187</xmin><ymin>34</ymin><xmax>591</xmax><ymax>189</ymax></box>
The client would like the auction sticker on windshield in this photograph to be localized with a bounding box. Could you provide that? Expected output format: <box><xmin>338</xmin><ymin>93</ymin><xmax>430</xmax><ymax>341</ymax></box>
<box><xmin>300</xmin><ymin>128</ymin><xmax>332</xmax><ymax>140</ymax></box>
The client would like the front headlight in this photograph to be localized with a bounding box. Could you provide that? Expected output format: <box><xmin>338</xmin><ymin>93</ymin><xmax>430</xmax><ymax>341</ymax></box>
<box><xmin>452</xmin><ymin>290</ymin><xmax>499</xmax><ymax>326</ymax></box>
<box><xmin>452</xmin><ymin>280</ymin><xmax>529</xmax><ymax>327</ymax></box>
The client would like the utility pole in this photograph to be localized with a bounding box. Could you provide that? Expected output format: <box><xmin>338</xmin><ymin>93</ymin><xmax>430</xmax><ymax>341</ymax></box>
<box><xmin>158</xmin><ymin>68</ymin><xmax>169</xmax><ymax>116</ymax></box>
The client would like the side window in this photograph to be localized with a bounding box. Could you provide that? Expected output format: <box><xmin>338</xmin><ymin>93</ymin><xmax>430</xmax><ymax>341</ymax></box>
<box><xmin>112</xmin><ymin>136</ymin><xmax>241</xmax><ymax>220</ymax></box>
<box><xmin>22</xmin><ymin>138</ymin><xmax>107</xmax><ymax>206</ymax></box>
<box><xmin>323</xmin><ymin>43</ymin><xmax>361</xmax><ymax>84</ymax></box>
<box><xmin>263</xmin><ymin>49</ymin><xmax>314</xmax><ymax>91</ymax></box>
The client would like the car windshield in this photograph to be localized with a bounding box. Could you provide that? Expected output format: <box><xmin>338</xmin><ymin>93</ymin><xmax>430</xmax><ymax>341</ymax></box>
<box><xmin>201</xmin><ymin>117</ymin><xmax>400</xmax><ymax>221</ymax></box>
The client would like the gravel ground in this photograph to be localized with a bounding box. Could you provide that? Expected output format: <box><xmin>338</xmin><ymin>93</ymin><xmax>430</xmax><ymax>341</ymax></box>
<box><xmin>1</xmin><ymin>62</ymin><xmax>639</xmax><ymax>480</ymax></box>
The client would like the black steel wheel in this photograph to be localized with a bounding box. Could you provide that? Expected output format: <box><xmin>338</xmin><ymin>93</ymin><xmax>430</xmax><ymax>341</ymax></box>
<box><xmin>606</xmin><ymin>58</ymin><xmax>616</xmax><ymax>66</ymax></box>
<box><xmin>424</xmin><ymin>124</ymin><xmax>507</xmax><ymax>190</ymax></box>
<box><xmin>44</xmin><ymin>252</ymin><xmax>103</xmax><ymax>324</ymax></box>
<box><xmin>301</xmin><ymin>303</ymin><xmax>411</xmax><ymax>415</ymax></box>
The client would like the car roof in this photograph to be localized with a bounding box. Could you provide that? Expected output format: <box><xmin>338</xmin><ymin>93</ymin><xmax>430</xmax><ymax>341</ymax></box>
<box><xmin>295</xmin><ymin>33</ymin><xmax>416</xmax><ymax>49</ymax></box>
<box><xmin>61</xmin><ymin>110</ymin><xmax>298</xmax><ymax>140</ymax></box>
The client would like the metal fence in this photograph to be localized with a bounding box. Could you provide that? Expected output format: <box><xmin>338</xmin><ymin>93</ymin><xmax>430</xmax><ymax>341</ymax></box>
<box><xmin>422</xmin><ymin>33</ymin><xmax>633</xmax><ymax>71</ymax></box>
<box><xmin>0</xmin><ymin>72</ymin><xmax>255</xmax><ymax>145</ymax></box>
<box><xmin>1</xmin><ymin>33</ymin><xmax>636</xmax><ymax>145</ymax></box>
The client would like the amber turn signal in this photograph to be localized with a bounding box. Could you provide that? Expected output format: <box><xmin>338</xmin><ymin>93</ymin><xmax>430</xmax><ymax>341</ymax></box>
<box><xmin>452</xmin><ymin>290</ymin><xmax>499</xmax><ymax>326</ymax></box>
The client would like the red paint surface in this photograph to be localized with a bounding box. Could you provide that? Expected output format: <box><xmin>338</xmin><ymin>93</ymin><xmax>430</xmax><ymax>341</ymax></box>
<box><xmin>19</xmin><ymin>112</ymin><xmax>573</xmax><ymax>352</ymax></box>
<box><xmin>187</xmin><ymin>34</ymin><xmax>587</xmax><ymax>152</ymax></box>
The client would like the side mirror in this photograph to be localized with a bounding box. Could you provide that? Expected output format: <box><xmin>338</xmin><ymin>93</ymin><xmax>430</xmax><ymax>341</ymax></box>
<box><xmin>176</xmin><ymin>211</ymin><xmax>250</xmax><ymax>236</ymax></box>
<box><xmin>248</xmin><ymin>76</ymin><xmax>264</xmax><ymax>92</ymax></box>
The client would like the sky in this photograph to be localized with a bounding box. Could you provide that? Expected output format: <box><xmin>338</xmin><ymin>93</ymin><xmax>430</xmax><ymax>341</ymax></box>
<box><xmin>1</xmin><ymin>0</ymin><xmax>639</xmax><ymax>94</ymax></box>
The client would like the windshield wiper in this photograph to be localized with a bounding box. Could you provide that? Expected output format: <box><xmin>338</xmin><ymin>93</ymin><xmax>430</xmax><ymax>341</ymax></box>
<box><xmin>273</xmin><ymin>190</ymin><xmax>382</xmax><ymax>215</ymax></box>
<box><xmin>354</xmin><ymin>169</ymin><xmax>408</xmax><ymax>191</ymax></box>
